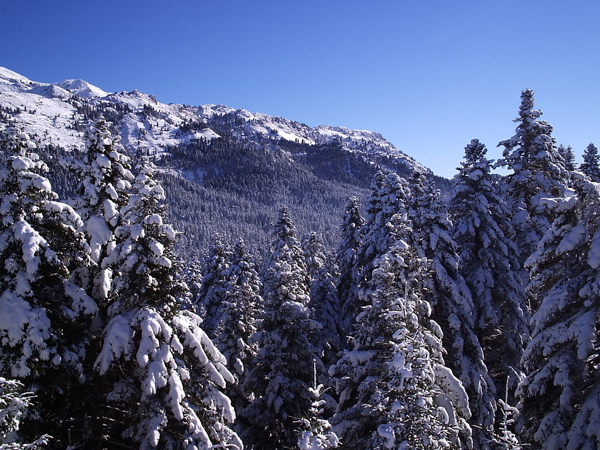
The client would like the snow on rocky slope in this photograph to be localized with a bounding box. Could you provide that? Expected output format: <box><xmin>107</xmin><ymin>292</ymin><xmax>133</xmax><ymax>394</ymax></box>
<box><xmin>0</xmin><ymin>67</ymin><xmax>424</xmax><ymax>172</ymax></box>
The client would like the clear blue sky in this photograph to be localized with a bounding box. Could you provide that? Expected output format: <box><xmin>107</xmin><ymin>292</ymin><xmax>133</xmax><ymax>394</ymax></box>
<box><xmin>2</xmin><ymin>0</ymin><xmax>600</xmax><ymax>178</ymax></box>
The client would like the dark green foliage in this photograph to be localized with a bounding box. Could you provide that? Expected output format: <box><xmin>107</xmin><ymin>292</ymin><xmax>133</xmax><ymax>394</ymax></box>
<box><xmin>241</xmin><ymin>208</ymin><xmax>325</xmax><ymax>450</ymax></box>
<box><xmin>450</xmin><ymin>139</ymin><xmax>529</xmax><ymax>445</ymax></box>
<box><xmin>580</xmin><ymin>143</ymin><xmax>600</xmax><ymax>182</ymax></box>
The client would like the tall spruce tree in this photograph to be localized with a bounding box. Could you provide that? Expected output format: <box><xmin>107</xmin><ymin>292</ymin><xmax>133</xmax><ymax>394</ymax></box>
<box><xmin>309</xmin><ymin>251</ymin><xmax>343</xmax><ymax>371</ymax></box>
<box><xmin>330</xmin><ymin>201</ymin><xmax>473</xmax><ymax>449</ymax></box>
<box><xmin>558</xmin><ymin>145</ymin><xmax>576</xmax><ymax>172</ymax></box>
<box><xmin>197</xmin><ymin>235</ymin><xmax>232</xmax><ymax>338</ymax></box>
<box><xmin>0</xmin><ymin>128</ymin><xmax>96</xmax><ymax>446</ymax></box>
<box><xmin>212</xmin><ymin>238</ymin><xmax>262</xmax><ymax>379</ymax></box>
<box><xmin>580</xmin><ymin>143</ymin><xmax>600</xmax><ymax>182</ymax></box>
<box><xmin>450</xmin><ymin>139</ymin><xmax>530</xmax><ymax>446</ymax></box>
<box><xmin>211</xmin><ymin>238</ymin><xmax>263</xmax><ymax>421</ymax></box>
<box><xmin>336</xmin><ymin>196</ymin><xmax>364</xmax><ymax>339</ymax></box>
<box><xmin>498</xmin><ymin>89</ymin><xmax>569</xmax><ymax>269</ymax></box>
<box><xmin>0</xmin><ymin>377</ymin><xmax>50</xmax><ymax>448</ymax></box>
<box><xmin>408</xmin><ymin>169</ymin><xmax>496</xmax><ymax>449</ymax></box>
<box><xmin>304</xmin><ymin>233</ymin><xmax>343</xmax><ymax>369</ymax></box>
<box><xmin>303</xmin><ymin>232</ymin><xmax>327</xmax><ymax>283</ymax></box>
<box><xmin>63</xmin><ymin>119</ymin><xmax>134</xmax><ymax>304</ymax></box>
<box><xmin>241</xmin><ymin>207</ymin><xmax>324</xmax><ymax>450</ymax></box>
<box><xmin>93</xmin><ymin>162</ymin><xmax>242</xmax><ymax>449</ymax></box>
<box><xmin>518</xmin><ymin>172</ymin><xmax>600</xmax><ymax>449</ymax></box>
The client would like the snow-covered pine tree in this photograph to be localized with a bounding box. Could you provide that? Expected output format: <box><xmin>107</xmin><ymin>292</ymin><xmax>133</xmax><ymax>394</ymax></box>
<box><xmin>62</xmin><ymin>119</ymin><xmax>134</xmax><ymax>304</ymax></box>
<box><xmin>408</xmin><ymin>169</ymin><xmax>496</xmax><ymax>449</ymax></box>
<box><xmin>450</xmin><ymin>139</ymin><xmax>530</xmax><ymax>423</ymax></box>
<box><xmin>518</xmin><ymin>172</ymin><xmax>600</xmax><ymax>449</ymax></box>
<box><xmin>303</xmin><ymin>233</ymin><xmax>343</xmax><ymax>369</ymax></box>
<box><xmin>211</xmin><ymin>238</ymin><xmax>263</xmax><ymax>418</ymax></box>
<box><xmin>93</xmin><ymin>162</ymin><xmax>242</xmax><ymax>449</ymax></box>
<box><xmin>558</xmin><ymin>145</ymin><xmax>576</xmax><ymax>172</ymax></box>
<box><xmin>355</xmin><ymin>171</ymin><xmax>391</xmax><ymax>284</ymax></box>
<box><xmin>498</xmin><ymin>89</ymin><xmax>569</xmax><ymax>270</ymax></box>
<box><xmin>196</xmin><ymin>235</ymin><xmax>232</xmax><ymax>338</ymax></box>
<box><xmin>309</xmin><ymin>251</ymin><xmax>343</xmax><ymax>373</ymax></box>
<box><xmin>335</xmin><ymin>196</ymin><xmax>364</xmax><ymax>339</ymax></box>
<box><xmin>0</xmin><ymin>127</ymin><xmax>97</xmax><ymax>445</ymax></box>
<box><xmin>303</xmin><ymin>232</ymin><xmax>327</xmax><ymax>282</ymax></box>
<box><xmin>348</xmin><ymin>172</ymin><xmax>410</xmax><ymax>333</ymax></box>
<box><xmin>580</xmin><ymin>143</ymin><xmax>600</xmax><ymax>182</ymax></box>
<box><xmin>0</xmin><ymin>377</ymin><xmax>50</xmax><ymax>449</ymax></box>
<box><xmin>330</xmin><ymin>207</ymin><xmax>473</xmax><ymax>450</ymax></box>
<box><xmin>296</xmin><ymin>360</ymin><xmax>340</xmax><ymax>450</ymax></box>
<box><xmin>241</xmin><ymin>207</ymin><xmax>324</xmax><ymax>450</ymax></box>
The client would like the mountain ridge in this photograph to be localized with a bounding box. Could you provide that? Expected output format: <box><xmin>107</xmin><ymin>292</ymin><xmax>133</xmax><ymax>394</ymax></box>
<box><xmin>0</xmin><ymin>67</ymin><xmax>447</xmax><ymax>255</ymax></box>
<box><xmin>0</xmin><ymin>66</ymin><xmax>423</xmax><ymax>172</ymax></box>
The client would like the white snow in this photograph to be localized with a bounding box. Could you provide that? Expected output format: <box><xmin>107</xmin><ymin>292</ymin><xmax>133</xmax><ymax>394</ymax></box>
<box><xmin>0</xmin><ymin>66</ymin><xmax>423</xmax><ymax>175</ymax></box>
<box><xmin>57</xmin><ymin>78</ymin><xmax>109</xmax><ymax>98</ymax></box>
<box><xmin>86</xmin><ymin>215</ymin><xmax>113</xmax><ymax>262</ymax></box>
<box><xmin>95</xmin><ymin>313</ymin><xmax>134</xmax><ymax>374</ymax></box>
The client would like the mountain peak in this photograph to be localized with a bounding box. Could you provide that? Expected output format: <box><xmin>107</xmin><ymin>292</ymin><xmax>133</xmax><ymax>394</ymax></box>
<box><xmin>0</xmin><ymin>67</ymin><xmax>33</xmax><ymax>84</ymax></box>
<box><xmin>57</xmin><ymin>78</ymin><xmax>108</xmax><ymax>98</ymax></box>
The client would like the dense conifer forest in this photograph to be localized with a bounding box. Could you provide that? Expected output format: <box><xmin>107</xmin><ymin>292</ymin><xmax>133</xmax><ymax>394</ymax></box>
<box><xmin>1</xmin><ymin>82</ymin><xmax>600</xmax><ymax>450</ymax></box>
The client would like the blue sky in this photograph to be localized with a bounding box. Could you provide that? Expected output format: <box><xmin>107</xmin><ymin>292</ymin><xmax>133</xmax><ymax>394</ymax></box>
<box><xmin>2</xmin><ymin>0</ymin><xmax>600</xmax><ymax>178</ymax></box>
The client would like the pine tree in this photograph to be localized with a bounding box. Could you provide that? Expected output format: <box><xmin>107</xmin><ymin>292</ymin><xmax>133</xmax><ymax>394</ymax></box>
<box><xmin>408</xmin><ymin>169</ymin><xmax>496</xmax><ymax>449</ymax></box>
<box><xmin>309</xmin><ymin>252</ymin><xmax>343</xmax><ymax>371</ymax></box>
<box><xmin>580</xmin><ymin>143</ymin><xmax>600</xmax><ymax>182</ymax></box>
<box><xmin>347</xmin><ymin>172</ymin><xmax>410</xmax><ymax>332</ymax></box>
<box><xmin>558</xmin><ymin>145</ymin><xmax>576</xmax><ymax>172</ymax></box>
<box><xmin>63</xmin><ymin>119</ymin><xmax>134</xmax><ymax>304</ymax></box>
<box><xmin>303</xmin><ymin>232</ymin><xmax>327</xmax><ymax>282</ymax></box>
<box><xmin>242</xmin><ymin>207</ymin><xmax>324</xmax><ymax>450</ymax></box>
<box><xmin>296</xmin><ymin>360</ymin><xmax>340</xmax><ymax>450</ymax></box>
<box><xmin>212</xmin><ymin>238</ymin><xmax>262</xmax><ymax>379</ymax></box>
<box><xmin>211</xmin><ymin>238</ymin><xmax>263</xmax><ymax>422</ymax></box>
<box><xmin>330</xmin><ymin>208</ymin><xmax>473</xmax><ymax>450</ymax></box>
<box><xmin>518</xmin><ymin>172</ymin><xmax>600</xmax><ymax>449</ymax></box>
<box><xmin>93</xmin><ymin>162</ymin><xmax>242</xmax><ymax>449</ymax></box>
<box><xmin>450</xmin><ymin>139</ymin><xmax>529</xmax><ymax>421</ymax></box>
<box><xmin>335</xmin><ymin>196</ymin><xmax>364</xmax><ymax>339</ymax></box>
<box><xmin>0</xmin><ymin>377</ymin><xmax>50</xmax><ymax>449</ymax></box>
<box><xmin>0</xmin><ymin>128</ymin><xmax>97</xmax><ymax>446</ymax></box>
<box><xmin>197</xmin><ymin>235</ymin><xmax>232</xmax><ymax>338</ymax></box>
<box><xmin>304</xmin><ymin>233</ymin><xmax>343</xmax><ymax>369</ymax></box>
<box><xmin>498</xmin><ymin>89</ymin><xmax>569</xmax><ymax>268</ymax></box>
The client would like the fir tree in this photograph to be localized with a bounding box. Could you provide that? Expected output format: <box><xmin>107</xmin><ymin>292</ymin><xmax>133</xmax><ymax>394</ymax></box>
<box><xmin>558</xmin><ymin>145</ymin><xmax>576</xmax><ymax>172</ymax></box>
<box><xmin>304</xmin><ymin>233</ymin><xmax>343</xmax><ymax>369</ymax></box>
<box><xmin>408</xmin><ymin>169</ymin><xmax>496</xmax><ymax>449</ymax></box>
<box><xmin>0</xmin><ymin>128</ymin><xmax>96</xmax><ymax>446</ymax></box>
<box><xmin>330</xmin><ymin>208</ymin><xmax>473</xmax><ymax>450</ymax></box>
<box><xmin>296</xmin><ymin>360</ymin><xmax>340</xmax><ymax>450</ymax></box>
<box><xmin>335</xmin><ymin>196</ymin><xmax>364</xmax><ymax>339</ymax></box>
<box><xmin>197</xmin><ymin>235</ymin><xmax>232</xmax><ymax>338</ymax></box>
<box><xmin>213</xmin><ymin>238</ymin><xmax>262</xmax><ymax>379</ymax></box>
<box><xmin>63</xmin><ymin>119</ymin><xmax>134</xmax><ymax>304</ymax></box>
<box><xmin>450</xmin><ymin>139</ymin><xmax>529</xmax><ymax>421</ymax></box>
<box><xmin>242</xmin><ymin>207</ymin><xmax>324</xmax><ymax>450</ymax></box>
<box><xmin>498</xmin><ymin>89</ymin><xmax>569</xmax><ymax>268</ymax></box>
<box><xmin>309</xmin><ymin>252</ymin><xmax>343</xmax><ymax>372</ymax></box>
<box><xmin>0</xmin><ymin>377</ymin><xmax>50</xmax><ymax>449</ymax></box>
<box><xmin>518</xmin><ymin>172</ymin><xmax>600</xmax><ymax>449</ymax></box>
<box><xmin>303</xmin><ymin>232</ymin><xmax>327</xmax><ymax>282</ymax></box>
<box><xmin>92</xmin><ymin>162</ymin><xmax>242</xmax><ymax>449</ymax></box>
<box><xmin>580</xmin><ymin>143</ymin><xmax>600</xmax><ymax>182</ymax></box>
<box><xmin>211</xmin><ymin>238</ymin><xmax>263</xmax><ymax>422</ymax></box>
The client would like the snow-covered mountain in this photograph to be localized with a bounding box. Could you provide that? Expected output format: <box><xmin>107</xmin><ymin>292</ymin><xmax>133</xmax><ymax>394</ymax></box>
<box><xmin>0</xmin><ymin>67</ymin><xmax>446</xmax><ymax>254</ymax></box>
<box><xmin>0</xmin><ymin>66</ymin><xmax>422</xmax><ymax>172</ymax></box>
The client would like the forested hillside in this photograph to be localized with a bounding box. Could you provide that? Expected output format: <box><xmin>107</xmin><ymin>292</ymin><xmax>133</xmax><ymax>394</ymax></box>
<box><xmin>1</xmin><ymin>69</ymin><xmax>599</xmax><ymax>450</ymax></box>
